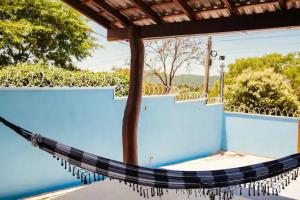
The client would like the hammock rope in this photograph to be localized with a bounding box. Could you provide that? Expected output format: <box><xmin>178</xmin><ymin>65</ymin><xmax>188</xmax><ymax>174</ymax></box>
<box><xmin>0</xmin><ymin>116</ymin><xmax>299</xmax><ymax>200</ymax></box>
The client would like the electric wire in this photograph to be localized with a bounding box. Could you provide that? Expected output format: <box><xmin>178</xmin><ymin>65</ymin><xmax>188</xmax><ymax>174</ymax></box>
<box><xmin>86</xmin><ymin>29</ymin><xmax>300</xmax><ymax>63</ymax></box>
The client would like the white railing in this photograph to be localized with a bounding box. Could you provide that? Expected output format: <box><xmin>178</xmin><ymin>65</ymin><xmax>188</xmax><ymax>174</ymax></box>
<box><xmin>175</xmin><ymin>92</ymin><xmax>207</xmax><ymax>101</ymax></box>
<box><xmin>142</xmin><ymin>85</ymin><xmax>179</xmax><ymax>96</ymax></box>
<box><xmin>0</xmin><ymin>69</ymin><xmax>216</xmax><ymax>102</ymax></box>
<box><xmin>142</xmin><ymin>85</ymin><xmax>209</xmax><ymax>102</ymax></box>
<box><xmin>1</xmin><ymin>70</ymin><xmax>298</xmax><ymax>117</ymax></box>
<box><xmin>207</xmin><ymin>96</ymin><xmax>222</xmax><ymax>104</ymax></box>
<box><xmin>225</xmin><ymin>105</ymin><xmax>300</xmax><ymax>118</ymax></box>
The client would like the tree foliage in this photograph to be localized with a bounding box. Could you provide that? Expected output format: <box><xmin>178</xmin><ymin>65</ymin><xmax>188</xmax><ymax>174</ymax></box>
<box><xmin>0</xmin><ymin>0</ymin><xmax>98</xmax><ymax>69</ymax></box>
<box><xmin>225</xmin><ymin>68</ymin><xmax>299</xmax><ymax>111</ymax></box>
<box><xmin>145</xmin><ymin>38</ymin><xmax>204</xmax><ymax>91</ymax></box>
<box><xmin>210</xmin><ymin>53</ymin><xmax>300</xmax><ymax>102</ymax></box>
<box><xmin>226</xmin><ymin>53</ymin><xmax>298</xmax><ymax>77</ymax></box>
<box><xmin>226</xmin><ymin>53</ymin><xmax>300</xmax><ymax>99</ymax></box>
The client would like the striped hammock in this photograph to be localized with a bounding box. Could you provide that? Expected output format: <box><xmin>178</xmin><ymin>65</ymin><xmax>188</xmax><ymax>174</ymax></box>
<box><xmin>0</xmin><ymin>116</ymin><xmax>299</xmax><ymax>200</ymax></box>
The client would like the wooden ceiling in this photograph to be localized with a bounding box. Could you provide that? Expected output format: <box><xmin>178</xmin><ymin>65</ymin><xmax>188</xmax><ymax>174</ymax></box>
<box><xmin>62</xmin><ymin>0</ymin><xmax>300</xmax><ymax>40</ymax></box>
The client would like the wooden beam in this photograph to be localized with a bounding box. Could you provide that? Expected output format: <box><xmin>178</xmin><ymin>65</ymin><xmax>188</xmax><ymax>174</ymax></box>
<box><xmin>92</xmin><ymin>0</ymin><xmax>132</xmax><ymax>26</ymax></box>
<box><xmin>130</xmin><ymin>0</ymin><xmax>164</xmax><ymax>24</ymax></box>
<box><xmin>173</xmin><ymin>0</ymin><xmax>197</xmax><ymax>20</ymax></box>
<box><xmin>222</xmin><ymin>0</ymin><xmax>239</xmax><ymax>15</ymax></box>
<box><xmin>122</xmin><ymin>26</ymin><xmax>144</xmax><ymax>165</ymax></box>
<box><xmin>278</xmin><ymin>0</ymin><xmax>288</xmax><ymax>10</ymax></box>
<box><xmin>108</xmin><ymin>9</ymin><xmax>300</xmax><ymax>41</ymax></box>
<box><xmin>61</xmin><ymin>0</ymin><xmax>113</xmax><ymax>29</ymax></box>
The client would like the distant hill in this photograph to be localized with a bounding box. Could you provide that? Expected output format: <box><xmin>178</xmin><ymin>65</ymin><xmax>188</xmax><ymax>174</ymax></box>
<box><xmin>144</xmin><ymin>74</ymin><xmax>219</xmax><ymax>88</ymax></box>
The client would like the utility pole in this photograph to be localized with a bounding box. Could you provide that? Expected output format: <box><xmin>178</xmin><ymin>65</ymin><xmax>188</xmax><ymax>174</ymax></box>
<box><xmin>203</xmin><ymin>36</ymin><xmax>212</xmax><ymax>96</ymax></box>
<box><xmin>219</xmin><ymin>55</ymin><xmax>225</xmax><ymax>103</ymax></box>
<box><xmin>219</xmin><ymin>62</ymin><xmax>225</xmax><ymax>103</ymax></box>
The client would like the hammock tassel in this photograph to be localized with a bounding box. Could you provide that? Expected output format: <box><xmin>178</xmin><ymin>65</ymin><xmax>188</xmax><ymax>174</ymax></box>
<box><xmin>64</xmin><ymin>160</ymin><xmax>67</xmax><ymax>170</ymax></box>
<box><xmin>68</xmin><ymin>163</ymin><xmax>71</xmax><ymax>172</ymax></box>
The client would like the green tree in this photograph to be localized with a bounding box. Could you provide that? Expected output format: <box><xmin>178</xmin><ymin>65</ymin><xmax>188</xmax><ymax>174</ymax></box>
<box><xmin>0</xmin><ymin>0</ymin><xmax>98</xmax><ymax>69</ymax></box>
<box><xmin>227</xmin><ymin>53</ymin><xmax>300</xmax><ymax>98</ymax></box>
<box><xmin>225</xmin><ymin>68</ymin><xmax>299</xmax><ymax>111</ymax></box>
<box><xmin>226</xmin><ymin>53</ymin><xmax>295</xmax><ymax>77</ymax></box>
<box><xmin>282</xmin><ymin>62</ymin><xmax>300</xmax><ymax>99</ymax></box>
<box><xmin>210</xmin><ymin>53</ymin><xmax>300</xmax><ymax>100</ymax></box>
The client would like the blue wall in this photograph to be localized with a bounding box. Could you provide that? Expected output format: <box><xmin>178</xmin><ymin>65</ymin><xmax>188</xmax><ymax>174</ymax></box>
<box><xmin>223</xmin><ymin>112</ymin><xmax>299</xmax><ymax>158</ymax></box>
<box><xmin>1</xmin><ymin>88</ymin><xmax>298</xmax><ymax>199</ymax></box>
<box><xmin>0</xmin><ymin>88</ymin><xmax>223</xmax><ymax>199</ymax></box>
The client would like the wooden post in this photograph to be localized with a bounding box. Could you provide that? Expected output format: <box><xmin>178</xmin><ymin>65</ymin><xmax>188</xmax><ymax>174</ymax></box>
<box><xmin>203</xmin><ymin>36</ymin><xmax>212</xmax><ymax>96</ymax></box>
<box><xmin>122</xmin><ymin>26</ymin><xmax>144</xmax><ymax>165</ymax></box>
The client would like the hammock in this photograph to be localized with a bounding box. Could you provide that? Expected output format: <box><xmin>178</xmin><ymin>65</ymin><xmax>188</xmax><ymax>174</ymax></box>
<box><xmin>0</xmin><ymin>116</ymin><xmax>299</xmax><ymax>200</ymax></box>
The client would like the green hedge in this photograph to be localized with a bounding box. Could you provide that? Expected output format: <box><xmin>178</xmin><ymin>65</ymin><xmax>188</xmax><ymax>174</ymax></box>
<box><xmin>0</xmin><ymin>63</ymin><xmax>129</xmax><ymax>96</ymax></box>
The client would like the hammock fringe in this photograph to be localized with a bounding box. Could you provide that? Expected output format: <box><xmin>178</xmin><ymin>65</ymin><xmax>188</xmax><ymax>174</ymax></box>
<box><xmin>52</xmin><ymin>137</ymin><xmax>300</xmax><ymax>200</ymax></box>
<box><xmin>53</xmin><ymin>155</ymin><xmax>106</xmax><ymax>184</ymax></box>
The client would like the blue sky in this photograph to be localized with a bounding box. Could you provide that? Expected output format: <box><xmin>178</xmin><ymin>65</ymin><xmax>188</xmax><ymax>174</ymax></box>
<box><xmin>76</xmin><ymin>21</ymin><xmax>300</xmax><ymax>76</ymax></box>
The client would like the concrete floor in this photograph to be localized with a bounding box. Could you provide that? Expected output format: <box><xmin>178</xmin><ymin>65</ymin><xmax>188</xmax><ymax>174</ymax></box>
<box><xmin>26</xmin><ymin>152</ymin><xmax>300</xmax><ymax>200</ymax></box>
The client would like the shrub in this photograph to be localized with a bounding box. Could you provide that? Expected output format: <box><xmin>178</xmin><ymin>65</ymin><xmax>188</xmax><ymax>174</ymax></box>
<box><xmin>225</xmin><ymin>68</ymin><xmax>300</xmax><ymax>112</ymax></box>
<box><xmin>0</xmin><ymin>63</ymin><xmax>129</xmax><ymax>96</ymax></box>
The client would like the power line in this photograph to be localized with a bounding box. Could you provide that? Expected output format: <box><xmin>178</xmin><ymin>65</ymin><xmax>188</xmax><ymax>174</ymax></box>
<box><xmin>217</xmin><ymin>41</ymin><xmax>300</xmax><ymax>53</ymax></box>
<box><xmin>212</xmin><ymin>33</ymin><xmax>300</xmax><ymax>43</ymax></box>
<box><xmin>91</xmin><ymin>28</ymin><xmax>300</xmax><ymax>44</ymax></box>
<box><xmin>87</xmin><ymin>29</ymin><xmax>300</xmax><ymax>63</ymax></box>
<box><xmin>81</xmin><ymin>45</ymin><xmax>299</xmax><ymax>64</ymax></box>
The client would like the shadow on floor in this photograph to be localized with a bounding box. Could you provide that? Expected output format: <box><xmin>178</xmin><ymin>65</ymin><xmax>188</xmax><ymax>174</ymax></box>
<box><xmin>233</xmin><ymin>188</ymin><xmax>296</xmax><ymax>200</ymax></box>
<box><xmin>53</xmin><ymin>180</ymin><xmax>297</xmax><ymax>200</ymax></box>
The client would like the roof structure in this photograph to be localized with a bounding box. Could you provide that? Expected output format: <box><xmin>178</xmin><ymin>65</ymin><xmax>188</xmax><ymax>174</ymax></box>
<box><xmin>60</xmin><ymin>0</ymin><xmax>300</xmax><ymax>166</ymax></box>
<box><xmin>62</xmin><ymin>0</ymin><xmax>300</xmax><ymax>41</ymax></box>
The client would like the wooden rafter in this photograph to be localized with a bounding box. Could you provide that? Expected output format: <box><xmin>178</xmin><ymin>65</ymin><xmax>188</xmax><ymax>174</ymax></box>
<box><xmin>62</xmin><ymin>0</ymin><xmax>114</xmax><ymax>29</ymax></box>
<box><xmin>173</xmin><ymin>0</ymin><xmax>197</xmax><ymax>20</ymax></box>
<box><xmin>222</xmin><ymin>0</ymin><xmax>239</xmax><ymax>15</ymax></box>
<box><xmin>133</xmin><ymin>13</ymin><xmax>190</xmax><ymax>25</ymax></box>
<box><xmin>119</xmin><ymin>1</ymin><xmax>174</xmax><ymax>13</ymax></box>
<box><xmin>92</xmin><ymin>0</ymin><xmax>132</xmax><ymax>26</ymax></box>
<box><xmin>62</xmin><ymin>0</ymin><xmax>300</xmax><ymax>32</ymax></box>
<box><xmin>108</xmin><ymin>9</ymin><xmax>300</xmax><ymax>40</ymax></box>
<box><xmin>278</xmin><ymin>0</ymin><xmax>287</xmax><ymax>10</ymax></box>
<box><xmin>132</xmin><ymin>6</ymin><xmax>229</xmax><ymax>23</ymax></box>
<box><xmin>115</xmin><ymin>1</ymin><xmax>285</xmax><ymax>25</ymax></box>
<box><xmin>130</xmin><ymin>0</ymin><xmax>164</xmax><ymax>24</ymax></box>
